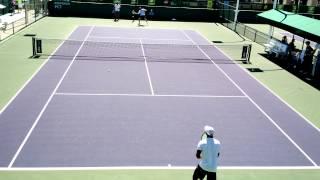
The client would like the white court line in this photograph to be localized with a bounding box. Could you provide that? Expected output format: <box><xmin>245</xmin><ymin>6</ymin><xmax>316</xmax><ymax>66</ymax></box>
<box><xmin>7</xmin><ymin>26</ymin><xmax>95</xmax><ymax>168</ymax></box>
<box><xmin>55</xmin><ymin>92</ymin><xmax>246</xmax><ymax>98</ymax></box>
<box><xmin>139</xmin><ymin>39</ymin><xmax>155</xmax><ymax>95</ymax></box>
<box><xmin>89</xmin><ymin>35</ymin><xmax>191</xmax><ymax>42</ymax></box>
<box><xmin>181</xmin><ymin>30</ymin><xmax>318</xmax><ymax>166</ymax></box>
<box><xmin>0</xmin><ymin>166</ymin><xmax>319</xmax><ymax>171</ymax></box>
<box><xmin>0</xmin><ymin>26</ymin><xmax>78</xmax><ymax>115</ymax></box>
<box><xmin>195</xmin><ymin>30</ymin><xmax>320</xmax><ymax>133</ymax></box>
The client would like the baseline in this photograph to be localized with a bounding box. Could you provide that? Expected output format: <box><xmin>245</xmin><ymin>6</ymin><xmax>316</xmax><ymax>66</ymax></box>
<box><xmin>0</xmin><ymin>166</ymin><xmax>319</xmax><ymax>171</ymax></box>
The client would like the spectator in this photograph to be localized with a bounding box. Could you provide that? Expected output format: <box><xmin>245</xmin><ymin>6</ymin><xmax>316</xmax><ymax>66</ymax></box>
<box><xmin>148</xmin><ymin>9</ymin><xmax>154</xmax><ymax>20</ymax></box>
<box><xmin>287</xmin><ymin>38</ymin><xmax>296</xmax><ymax>69</ymax></box>
<box><xmin>10</xmin><ymin>0</ymin><xmax>16</xmax><ymax>16</ymax></box>
<box><xmin>314</xmin><ymin>44</ymin><xmax>320</xmax><ymax>80</ymax></box>
<box><xmin>302</xmin><ymin>41</ymin><xmax>314</xmax><ymax>75</ymax></box>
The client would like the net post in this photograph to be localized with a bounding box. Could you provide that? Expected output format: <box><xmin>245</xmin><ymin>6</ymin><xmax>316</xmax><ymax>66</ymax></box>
<box><xmin>36</xmin><ymin>39</ymin><xmax>42</xmax><ymax>54</ymax></box>
<box><xmin>30</xmin><ymin>34</ymin><xmax>39</xmax><ymax>57</ymax></box>
<box><xmin>32</xmin><ymin>37</ymin><xmax>36</xmax><ymax>57</ymax></box>
<box><xmin>246</xmin><ymin>44</ymin><xmax>252</xmax><ymax>64</ymax></box>
<box><xmin>241</xmin><ymin>44</ymin><xmax>252</xmax><ymax>64</ymax></box>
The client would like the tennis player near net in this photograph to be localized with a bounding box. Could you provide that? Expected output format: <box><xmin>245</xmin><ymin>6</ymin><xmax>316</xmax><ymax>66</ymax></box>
<box><xmin>193</xmin><ymin>125</ymin><xmax>221</xmax><ymax>180</ymax></box>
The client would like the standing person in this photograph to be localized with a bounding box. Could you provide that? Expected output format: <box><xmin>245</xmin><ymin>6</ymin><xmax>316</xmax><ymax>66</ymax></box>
<box><xmin>287</xmin><ymin>38</ymin><xmax>296</xmax><ymax>69</ymax></box>
<box><xmin>193</xmin><ymin>125</ymin><xmax>221</xmax><ymax>180</ymax></box>
<box><xmin>10</xmin><ymin>0</ymin><xmax>16</xmax><ymax>16</ymax></box>
<box><xmin>148</xmin><ymin>9</ymin><xmax>154</xmax><ymax>20</ymax></box>
<box><xmin>302</xmin><ymin>41</ymin><xmax>314</xmax><ymax>75</ymax></box>
<box><xmin>113</xmin><ymin>2</ymin><xmax>121</xmax><ymax>22</ymax></box>
<box><xmin>138</xmin><ymin>6</ymin><xmax>147</xmax><ymax>26</ymax></box>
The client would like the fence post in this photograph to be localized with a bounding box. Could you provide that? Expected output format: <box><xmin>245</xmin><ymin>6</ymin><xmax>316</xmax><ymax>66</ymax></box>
<box><xmin>233</xmin><ymin>0</ymin><xmax>240</xmax><ymax>31</ymax></box>
<box><xmin>247</xmin><ymin>44</ymin><xmax>252</xmax><ymax>64</ymax></box>
<box><xmin>12</xmin><ymin>22</ymin><xmax>15</xmax><ymax>34</ymax></box>
<box><xmin>254</xmin><ymin>31</ymin><xmax>257</xmax><ymax>42</ymax></box>
<box><xmin>25</xmin><ymin>1</ymin><xmax>29</xmax><ymax>25</ymax></box>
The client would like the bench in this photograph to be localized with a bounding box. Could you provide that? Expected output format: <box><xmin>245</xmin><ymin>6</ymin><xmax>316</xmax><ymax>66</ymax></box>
<box><xmin>264</xmin><ymin>39</ymin><xmax>288</xmax><ymax>59</ymax></box>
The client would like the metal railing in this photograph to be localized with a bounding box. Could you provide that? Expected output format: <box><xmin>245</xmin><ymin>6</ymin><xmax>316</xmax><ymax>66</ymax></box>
<box><xmin>222</xmin><ymin>21</ymin><xmax>270</xmax><ymax>46</ymax></box>
<box><xmin>0</xmin><ymin>1</ymin><xmax>48</xmax><ymax>41</ymax></box>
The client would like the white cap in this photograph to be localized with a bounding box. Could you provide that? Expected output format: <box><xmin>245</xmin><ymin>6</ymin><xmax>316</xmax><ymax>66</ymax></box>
<box><xmin>204</xmin><ymin>125</ymin><xmax>215</xmax><ymax>136</ymax></box>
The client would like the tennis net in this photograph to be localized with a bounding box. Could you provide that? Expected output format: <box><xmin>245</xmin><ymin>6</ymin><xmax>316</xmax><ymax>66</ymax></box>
<box><xmin>31</xmin><ymin>38</ymin><xmax>252</xmax><ymax>64</ymax></box>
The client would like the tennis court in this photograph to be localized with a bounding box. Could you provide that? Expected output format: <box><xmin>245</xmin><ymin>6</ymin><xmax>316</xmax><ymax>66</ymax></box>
<box><xmin>0</xmin><ymin>26</ymin><xmax>319</xmax><ymax>168</ymax></box>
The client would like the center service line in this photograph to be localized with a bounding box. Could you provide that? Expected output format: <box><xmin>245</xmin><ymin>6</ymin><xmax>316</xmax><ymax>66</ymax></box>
<box><xmin>139</xmin><ymin>39</ymin><xmax>155</xmax><ymax>95</ymax></box>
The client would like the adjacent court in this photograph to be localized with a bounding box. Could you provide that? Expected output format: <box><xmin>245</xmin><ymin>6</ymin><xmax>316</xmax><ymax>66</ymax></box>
<box><xmin>0</xmin><ymin>26</ymin><xmax>319</xmax><ymax>168</ymax></box>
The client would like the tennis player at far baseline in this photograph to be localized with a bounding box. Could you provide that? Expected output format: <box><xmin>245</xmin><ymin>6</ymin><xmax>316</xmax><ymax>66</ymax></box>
<box><xmin>193</xmin><ymin>125</ymin><xmax>221</xmax><ymax>180</ymax></box>
<box><xmin>137</xmin><ymin>7</ymin><xmax>148</xmax><ymax>26</ymax></box>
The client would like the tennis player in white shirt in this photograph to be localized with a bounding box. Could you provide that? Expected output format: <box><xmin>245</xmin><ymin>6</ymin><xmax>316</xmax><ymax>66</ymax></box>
<box><xmin>193</xmin><ymin>125</ymin><xmax>221</xmax><ymax>180</ymax></box>
<box><xmin>113</xmin><ymin>2</ymin><xmax>121</xmax><ymax>22</ymax></box>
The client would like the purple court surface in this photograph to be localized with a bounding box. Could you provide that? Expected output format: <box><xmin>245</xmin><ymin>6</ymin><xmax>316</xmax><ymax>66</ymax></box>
<box><xmin>0</xmin><ymin>26</ymin><xmax>319</xmax><ymax>168</ymax></box>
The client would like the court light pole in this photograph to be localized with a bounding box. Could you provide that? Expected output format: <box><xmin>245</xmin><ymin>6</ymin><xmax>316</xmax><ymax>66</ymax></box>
<box><xmin>268</xmin><ymin>0</ymin><xmax>279</xmax><ymax>41</ymax></box>
<box><xmin>233</xmin><ymin>0</ymin><xmax>240</xmax><ymax>31</ymax></box>
<box><xmin>24</xmin><ymin>0</ymin><xmax>28</xmax><ymax>25</ymax></box>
